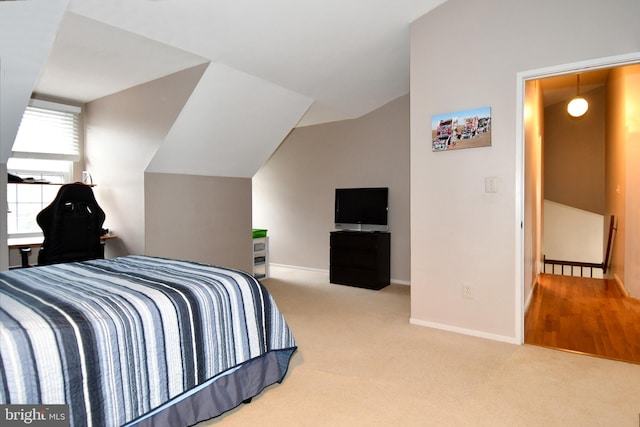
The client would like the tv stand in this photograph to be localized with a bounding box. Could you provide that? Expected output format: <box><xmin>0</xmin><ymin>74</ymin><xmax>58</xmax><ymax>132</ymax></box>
<box><xmin>329</xmin><ymin>231</ymin><xmax>390</xmax><ymax>290</ymax></box>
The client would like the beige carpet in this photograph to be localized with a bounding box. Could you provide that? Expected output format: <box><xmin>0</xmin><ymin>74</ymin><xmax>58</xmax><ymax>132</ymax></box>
<box><xmin>203</xmin><ymin>266</ymin><xmax>640</xmax><ymax>427</ymax></box>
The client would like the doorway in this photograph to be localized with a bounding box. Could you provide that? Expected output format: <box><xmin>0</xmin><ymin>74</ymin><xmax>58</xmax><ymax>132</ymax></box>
<box><xmin>516</xmin><ymin>53</ymin><xmax>640</xmax><ymax>350</ymax></box>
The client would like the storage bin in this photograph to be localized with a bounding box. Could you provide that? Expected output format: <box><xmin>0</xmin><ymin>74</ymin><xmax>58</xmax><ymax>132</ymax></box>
<box><xmin>252</xmin><ymin>229</ymin><xmax>268</xmax><ymax>239</ymax></box>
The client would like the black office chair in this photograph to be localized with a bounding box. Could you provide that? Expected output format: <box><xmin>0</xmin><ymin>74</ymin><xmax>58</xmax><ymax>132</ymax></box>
<box><xmin>37</xmin><ymin>183</ymin><xmax>106</xmax><ymax>266</ymax></box>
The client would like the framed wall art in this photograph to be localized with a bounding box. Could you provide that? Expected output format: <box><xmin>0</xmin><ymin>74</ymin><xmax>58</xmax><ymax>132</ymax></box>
<box><xmin>432</xmin><ymin>107</ymin><xmax>491</xmax><ymax>151</ymax></box>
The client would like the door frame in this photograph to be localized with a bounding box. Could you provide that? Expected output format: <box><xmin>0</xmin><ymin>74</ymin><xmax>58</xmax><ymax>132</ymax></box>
<box><xmin>515</xmin><ymin>52</ymin><xmax>640</xmax><ymax>345</ymax></box>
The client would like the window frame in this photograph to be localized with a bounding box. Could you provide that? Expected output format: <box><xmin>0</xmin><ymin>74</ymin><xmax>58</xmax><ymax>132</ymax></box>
<box><xmin>7</xmin><ymin>99</ymin><xmax>82</xmax><ymax>238</ymax></box>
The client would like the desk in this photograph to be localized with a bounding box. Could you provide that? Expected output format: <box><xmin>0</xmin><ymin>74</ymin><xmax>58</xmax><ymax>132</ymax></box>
<box><xmin>8</xmin><ymin>234</ymin><xmax>118</xmax><ymax>249</ymax></box>
<box><xmin>8</xmin><ymin>235</ymin><xmax>118</xmax><ymax>268</ymax></box>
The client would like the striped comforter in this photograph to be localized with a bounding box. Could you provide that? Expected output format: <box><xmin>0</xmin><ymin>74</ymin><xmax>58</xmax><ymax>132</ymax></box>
<box><xmin>0</xmin><ymin>256</ymin><xmax>296</xmax><ymax>426</ymax></box>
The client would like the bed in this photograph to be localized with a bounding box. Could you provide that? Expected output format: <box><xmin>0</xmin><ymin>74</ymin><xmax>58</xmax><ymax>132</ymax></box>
<box><xmin>0</xmin><ymin>255</ymin><xmax>297</xmax><ymax>427</ymax></box>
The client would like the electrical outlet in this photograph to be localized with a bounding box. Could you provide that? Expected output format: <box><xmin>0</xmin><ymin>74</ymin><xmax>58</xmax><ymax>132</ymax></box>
<box><xmin>462</xmin><ymin>284</ymin><xmax>473</xmax><ymax>299</ymax></box>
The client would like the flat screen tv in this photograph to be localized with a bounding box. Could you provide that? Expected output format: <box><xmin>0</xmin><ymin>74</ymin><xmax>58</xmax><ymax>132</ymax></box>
<box><xmin>334</xmin><ymin>187</ymin><xmax>388</xmax><ymax>232</ymax></box>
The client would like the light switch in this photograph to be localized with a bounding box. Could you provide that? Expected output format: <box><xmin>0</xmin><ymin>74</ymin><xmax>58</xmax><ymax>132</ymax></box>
<box><xmin>485</xmin><ymin>177</ymin><xmax>498</xmax><ymax>193</ymax></box>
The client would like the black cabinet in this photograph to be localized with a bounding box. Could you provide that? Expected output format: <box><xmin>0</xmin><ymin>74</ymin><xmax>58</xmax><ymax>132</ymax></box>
<box><xmin>330</xmin><ymin>231</ymin><xmax>390</xmax><ymax>290</ymax></box>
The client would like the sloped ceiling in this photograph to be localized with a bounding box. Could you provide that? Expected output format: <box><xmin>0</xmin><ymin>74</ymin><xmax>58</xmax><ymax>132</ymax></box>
<box><xmin>33</xmin><ymin>11</ymin><xmax>210</xmax><ymax>104</ymax></box>
<box><xmin>2</xmin><ymin>0</ymin><xmax>451</xmax><ymax>176</ymax></box>
<box><xmin>146</xmin><ymin>62</ymin><xmax>313</xmax><ymax>177</ymax></box>
<box><xmin>0</xmin><ymin>0</ymin><xmax>67</xmax><ymax>163</ymax></box>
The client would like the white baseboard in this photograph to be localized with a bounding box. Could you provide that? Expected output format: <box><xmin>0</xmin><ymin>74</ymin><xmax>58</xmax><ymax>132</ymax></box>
<box><xmin>270</xmin><ymin>263</ymin><xmax>328</xmax><ymax>274</ymax></box>
<box><xmin>269</xmin><ymin>263</ymin><xmax>410</xmax><ymax>286</ymax></box>
<box><xmin>409</xmin><ymin>317</ymin><xmax>519</xmax><ymax>345</ymax></box>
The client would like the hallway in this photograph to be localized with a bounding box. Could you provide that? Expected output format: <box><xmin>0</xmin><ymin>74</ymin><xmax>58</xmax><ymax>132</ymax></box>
<box><xmin>525</xmin><ymin>274</ymin><xmax>640</xmax><ymax>364</ymax></box>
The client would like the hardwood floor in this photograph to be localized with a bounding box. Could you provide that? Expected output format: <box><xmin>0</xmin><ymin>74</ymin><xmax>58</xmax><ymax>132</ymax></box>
<box><xmin>525</xmin><ymin>273</ymin><xmax>640</xmax><ymax>364</ymax></box>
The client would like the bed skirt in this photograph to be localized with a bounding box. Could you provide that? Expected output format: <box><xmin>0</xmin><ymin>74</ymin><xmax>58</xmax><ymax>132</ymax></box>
<box><xmin>127</xmin><ymin>348</ymin><xmax>296</xmax><ymax>426</ymax></box>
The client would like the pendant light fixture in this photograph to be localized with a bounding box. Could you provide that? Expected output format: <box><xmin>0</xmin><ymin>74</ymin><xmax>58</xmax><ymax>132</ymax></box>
<box><xmin>567</xmin><ymin>74</ymin><xmax>588</xmax><ymax>118</ymax></box>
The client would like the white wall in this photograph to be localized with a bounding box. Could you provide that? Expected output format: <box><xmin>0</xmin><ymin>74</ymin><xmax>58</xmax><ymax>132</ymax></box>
<box><xmin>543</xmin><ymin>200</ymin><xmax>604</xmax><ymax>275</ymax></box>
<box><xmin>410</xmin><ymin>0</ymin><xmax>640</xmax><ymax>343</ymax></box>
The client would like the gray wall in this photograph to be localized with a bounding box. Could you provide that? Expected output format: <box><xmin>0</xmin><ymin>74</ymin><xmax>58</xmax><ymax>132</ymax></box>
<box><xmin>253</xmin><ymin>94</ymin><xmax>410</xmax><ymax>282</ymax></box>
<box><xmin>145</xmin><ymin>172</ymin><xmax>253</xmax><ymax>272</ymax></box>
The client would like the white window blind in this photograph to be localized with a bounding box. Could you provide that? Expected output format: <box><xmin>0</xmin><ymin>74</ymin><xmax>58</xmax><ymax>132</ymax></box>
<box><xmin>11</xmin><ymin>99</ymin><xmax>81</xmax><ymax>161</ymax></box>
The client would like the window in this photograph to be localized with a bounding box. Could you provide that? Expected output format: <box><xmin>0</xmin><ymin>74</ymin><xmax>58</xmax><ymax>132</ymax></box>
<box><xmin>7</xmin><ymin>184</ymin><xmax>60</xmax><ymax>236</ymax></box>
<box><xmin>7</xmin><ymin>99</ymin><xmax>81</xmax><ymax>237</ymax></box>
<box><xmin>11</xmin><ymin>99</ymin><xmax>81</xmax><ymax>161</ymax></box>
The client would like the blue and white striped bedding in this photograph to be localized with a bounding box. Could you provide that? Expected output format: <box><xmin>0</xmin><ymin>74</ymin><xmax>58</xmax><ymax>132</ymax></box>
<box><xmin>0</xmin><ymin>255</ymin><xmax>296</xmax><ymax>427</ymax></box>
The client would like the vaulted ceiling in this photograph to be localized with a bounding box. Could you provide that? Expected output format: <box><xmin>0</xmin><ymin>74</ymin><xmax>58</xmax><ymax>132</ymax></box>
<box><xmin>2</xmin><ymin>0</ymin><xmax>454</xmax><ymax>176</ymax></box>
<box><xmin>39</xmin><ymin>0</ymin><xmax>451</xmax><ymax>126</ymax></box>
<box><xmin>5</xmin><ymin>1</ymin><xmax>612</xmax><ymax>179</ymax></box>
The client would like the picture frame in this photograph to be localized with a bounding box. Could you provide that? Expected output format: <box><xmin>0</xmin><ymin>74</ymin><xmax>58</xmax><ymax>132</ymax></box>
<box><xmin>432</xmin><ymin>107</ymin><xmax>491</xmax><ymax>151</ymax></box>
